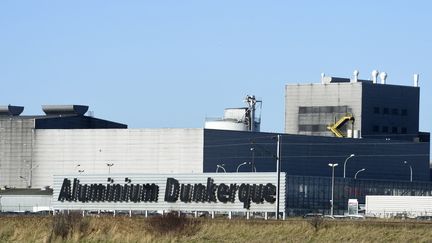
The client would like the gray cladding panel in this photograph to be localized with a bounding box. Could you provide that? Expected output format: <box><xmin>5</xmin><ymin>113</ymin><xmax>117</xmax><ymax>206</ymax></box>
<box><xmin>285</xmin><ymin>83</ymin><xmax>362</xmax><ymax>136</ymax></box>
<box><xmin>0</xmin><ymin>118</ymin><xmax>35</xmax><ymax>188</ymax></box>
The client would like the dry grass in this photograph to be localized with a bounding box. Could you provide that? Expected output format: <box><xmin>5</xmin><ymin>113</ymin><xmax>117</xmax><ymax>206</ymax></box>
<box><xmin>1</xmin><ymin>215</ymin><xmax>432</xmax><ymax>242</ymax></box>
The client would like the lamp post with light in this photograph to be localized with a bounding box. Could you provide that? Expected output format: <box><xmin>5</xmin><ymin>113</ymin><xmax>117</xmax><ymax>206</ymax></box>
<box><xmin>328</xmin><ymin>163</ymin><xmax>338</xmax><ymax>216</ymax></box>
<box><xmin>106</xmin><ymin>163</ymin><xmax>114</xmax><ymax>175</ymax></box>
<box><xmin>343</xmin><ymin>154</ymin><xmax>355</xmax><ymax>178</ymax></box>
<box><xmin>216</xmin><ymin>164</ymin><xmax>226</xmax><ymax>173</ymax></box>
<box><xmin>236</xmin><ymin>162</ymin><xmax>249</xmax><ymax>172</ymax></box>
<box><xmin>403</xmin><ymin>161</ymin><xmax>413</xmax><ymax>182</ymax></box>
<box><xmin>354</xmin><ymin>168</ymin><xmax>366</xmax><ymax>179</ymax></box>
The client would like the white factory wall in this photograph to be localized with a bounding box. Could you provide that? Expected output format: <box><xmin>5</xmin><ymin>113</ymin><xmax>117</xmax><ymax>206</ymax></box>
<box><xmin>366</xmin><ymin>196</ymin><xmax>432</xmax><ymax>218</ymax></box>
<box><xmin>32</xmin><ymin>128</ymin><xmax>204</xmax><ymax>188</ymax></box>
<box><xmin>0</xmin><ymin>194</ymin><xmax>52</xmax><ymax>212</ymax></box>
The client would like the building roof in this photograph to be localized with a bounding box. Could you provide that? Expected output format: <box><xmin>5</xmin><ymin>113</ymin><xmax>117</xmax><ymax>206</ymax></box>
<box><xmin>0</xmin><ymin>188</ymin><xmax>53</xmax><ymax>196</ymax></box>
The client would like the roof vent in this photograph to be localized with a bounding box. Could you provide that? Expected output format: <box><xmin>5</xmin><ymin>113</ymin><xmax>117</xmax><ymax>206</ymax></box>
<box><xmin>371</xmin><ymin>70</ymin><xmax>379</xmax><ymax>84</ymax></box>
<box><xmin>413</xmin><ymin>74</ymin><xmax>419</xmax><ymax>87</ymax></box>
<box><xmin>42</xmin><ymin>105</ymin><xmax>89</xmax><ymax>116</ymax></box>
<box><xmin>379</xmin><ymin>72</ymin><xmax>387</xmax><ymax>84</ymax></box>
<box><xmin>352</xmin><ymin>70</ymin><xmax>359</xmax><ymax>83</ymax></box>
<box><xmin>0</xmin><ymin>105</ymin><xmax>24</xmax><ymax>116</ymax></box>
<box><xmin>321</xmin><ymin>73</ymin><xmax>325</xmax><ymax>84</ymax></box>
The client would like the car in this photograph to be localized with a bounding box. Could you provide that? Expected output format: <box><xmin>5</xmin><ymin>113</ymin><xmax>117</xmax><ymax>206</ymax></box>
<box><xmin>346</xmin><ymin>214</ymin><xmax>365</xmax><ymax>220</ymax></box>
<box><xmin>303</xmin><ymin>213</ymin><xmax>323</xmax><ymax>218</ymax></box>
<box><xmin>416</xmin><ymin>215</ymin><xmax>432</xmax><ymax>221</ymax></box>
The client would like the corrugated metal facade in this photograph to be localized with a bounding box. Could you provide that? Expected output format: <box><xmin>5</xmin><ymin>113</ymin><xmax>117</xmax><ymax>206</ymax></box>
<box><xmin>0</xmin><ymin>118</ymin><xmax>35</xmax><ymax>188</ymax></box>
<box><xmin>32</xmin><ymin>129</ymin><xmax>204</xmax><ymax>188</ymax></box>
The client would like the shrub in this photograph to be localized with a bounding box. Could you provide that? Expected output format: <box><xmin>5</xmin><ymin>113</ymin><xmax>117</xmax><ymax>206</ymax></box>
<box><xmin>49</xmin><ymin>211</ymin><xmax>90</xmax><ymax>240</ymax></box>
<box><xmin>307</xmin><ymin>215</ymin><xmax>325</xmax><ymax>232</ymax></box>
<box><xmin>146</xmin><ymin>212</ymin><xmax>200</xmax><ymax>236</ymax></box>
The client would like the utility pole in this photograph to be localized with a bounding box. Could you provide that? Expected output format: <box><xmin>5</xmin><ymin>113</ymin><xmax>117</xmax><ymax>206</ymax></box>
<box><xmin>276</xmin><ymin>134</ymin><xmax>281</xmax><ymax>220</ymax></box>
<box><xmin>328</xmin><ymin>163</ymin><xmax>339</xmax><ymax>217</ymax></box>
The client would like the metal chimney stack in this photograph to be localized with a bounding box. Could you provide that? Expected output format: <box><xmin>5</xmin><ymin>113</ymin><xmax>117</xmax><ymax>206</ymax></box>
<box><xmin>414</xmin><ymin>74</ymin><xmax>420</xmax><ymax>87</ymax></box>
<box><xmin>379</xmin><ymin>72</ymin><xmax>387</xmax><ymax>84</ymax></box>
<box><xmin>352</xmin><ymin>70</ymin><xmax>359</xmax><ymax>83</ymax></box>
<box><xmin>371</xmin><ymin>70</ymin><xmax>379</xmax><ymax>84</ymax></box>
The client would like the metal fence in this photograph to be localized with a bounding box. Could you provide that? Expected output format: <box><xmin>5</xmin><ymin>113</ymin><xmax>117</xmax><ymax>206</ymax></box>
<box><xmin>286</xmin><ymin>175</ymin><xmax>432</xmax><ymax>216</ymax></box>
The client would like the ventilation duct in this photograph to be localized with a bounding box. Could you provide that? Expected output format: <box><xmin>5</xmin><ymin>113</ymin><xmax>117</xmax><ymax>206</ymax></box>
<box><xmin>0</xmin><ymin>105</ymin><xmax>24</xmax><ymax>116</ymax></box>
<box><xmin>42</xmin><ymin>105</ymin><xmax>89</xmax><ymax>116</ymax></box>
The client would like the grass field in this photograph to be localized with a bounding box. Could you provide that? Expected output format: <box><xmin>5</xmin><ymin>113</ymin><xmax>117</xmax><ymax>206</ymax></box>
<box><xmin>1</xmin><ymin>214</ymin><xmax>432</xmax><ymax>242</ymax></box>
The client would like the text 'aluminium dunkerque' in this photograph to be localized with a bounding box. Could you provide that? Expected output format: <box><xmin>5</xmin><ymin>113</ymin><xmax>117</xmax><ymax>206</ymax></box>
<box><xmin>58</xmin><ymin>177</ymin><xmax>277</xmax><ymax>209</ymax></box>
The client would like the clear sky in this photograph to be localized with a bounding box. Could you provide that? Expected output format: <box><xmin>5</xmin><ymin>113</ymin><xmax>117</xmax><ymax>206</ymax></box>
<box><xmin>1</xmin><ymin>1</ymin><xmax>430</xmax><ymax>138</ymax></box>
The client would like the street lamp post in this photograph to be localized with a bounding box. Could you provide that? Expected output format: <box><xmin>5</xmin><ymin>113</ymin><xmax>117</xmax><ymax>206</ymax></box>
<box><xmin>106</xmin><ymin>163</ymin><xmax>114</xmax><ymax>174</ymax></box>
<box><xmin>216</xmin><ymin>164</ymin><xmax>226</xmax><ymax>173</ymax></box>
<box><xmin>403</xmin><ymin>161</ymin><xmax>413</xmax><ymax>182</ymax></box>
<box><xmin>328</xmin><ymin>163</ymin><xmax>339</xmax><ymax>217</ymax></box>
<box><xmin>354</xmin><ymin>168</ymin><xmax>366</xmax><ymax>179</ymax></box>
<box><xmin>250</xmin><ymin>147</ymin><xmax>255</xmax><ymax>172</ymax></box>
<box><xmin>19</xmin><ymin>176</ymin><xmax>29</xmax><ymax>188</ymax></box>
<box><xmin>236</xmin><ymin>162</ymin><xmax>250</xmax><ymax>172</ymax></box>
<box><xmin>276</xmin><ymin>134</ymin><xmax>281</xmax><ymax>220</ymax></box>
<box><xmin>343</xmin><ymin>154</ymin><xmax>355</xmax><ymax>178</ymax></box>
<box><xmin>29</xmin><ymin>164</ymin><xmax>39</xmax><ymax>188</ymax></box>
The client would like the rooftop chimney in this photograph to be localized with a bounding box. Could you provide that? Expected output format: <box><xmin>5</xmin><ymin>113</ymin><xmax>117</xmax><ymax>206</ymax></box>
<box><xmin>414</xmin><ymin>74</ymin><xmax>419</xmax><ymax>87</ymax></box>
<box><xmin>379</xmin><ymin>72</ymin><xmax>387</xmax><ymax>84</ymax></box>
<box><xmin>321</xmin><ymin>73</ymin><xmax>325</xmax><ymax>84</ymax></box>
<box><xmin>352</xmin><ymin>70</ymin><xmax>359</xmax><ymax>83</ymax></box>
<box><xmin>371</xmin><ymin>70</ymin><xmax>379</xmax><ymax>84</ymax></box>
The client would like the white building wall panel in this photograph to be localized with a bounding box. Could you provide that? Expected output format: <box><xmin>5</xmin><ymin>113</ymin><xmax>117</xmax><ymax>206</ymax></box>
<box><xmin>366</xmin><ymin>195</ymin><xmax>432</xmax><ymax>218</ymax></box>
<box><xmin>0</xmin><ymin>195</ymin><xmax>52</xmax><ymax>212</ymax></box>
<box><xmin>32</xmin><ymin>129</ymin><xmax>204</xmax><ymax>188</ymax></box>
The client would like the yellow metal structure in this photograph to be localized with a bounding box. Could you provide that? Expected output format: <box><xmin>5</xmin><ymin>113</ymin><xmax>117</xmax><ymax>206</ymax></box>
<box><xmin>327</xmin><ymin>114</ymin><xmax>355</xmax><ymax>137</ymax></box>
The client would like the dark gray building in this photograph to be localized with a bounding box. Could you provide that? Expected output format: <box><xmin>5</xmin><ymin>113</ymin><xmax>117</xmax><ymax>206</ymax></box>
<box><xmin>285</xmin><ymin>76</ymin><xmax>422</xmax><ymax>141</ymax></box>
<box><xmin>203</xmin><ymin>129</ymin><xmax>430</xmax><ymax>181</ymax></box>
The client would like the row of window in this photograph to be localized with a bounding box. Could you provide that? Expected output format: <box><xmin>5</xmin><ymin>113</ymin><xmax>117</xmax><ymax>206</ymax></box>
<box><xmin>372</xmin><ymin>125</ymin><xmax>407</xmax><ymax>134</ymax></box>
<box><xmin>299</xmin><ymin>106</ymin><xmax>349</xmax><ymax>114</ymax></box>
<box><xmin>298</xmin><ymin>124</ymin><xmax>328</xmax><ymax>132</ymax></box>
<box><xmin>373</xmin><ymin>107</ymin><xmax>408</xmax><ymax>116</ymax></box>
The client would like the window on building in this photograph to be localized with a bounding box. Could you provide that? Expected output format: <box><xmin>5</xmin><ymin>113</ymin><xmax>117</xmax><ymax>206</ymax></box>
<box><xmin>382</xmin><ymin>126</ymin><xmax>389</xmax><ymax>133</ymax></box>
<box><xmin>392</xmin><ymin>108</ymin><xmax>399</xmax><ymax>115</ymax></box>
<box><xmin>374</xmin><ymin>107</ymin><xmax>380</xmax><ymax>114</ymax></box>
<box><xmin>401</xmin><ymin>127</ymin><xmax>407</xmax><ymax>134</ymax></box>
<box><xmin>392</xmin><ymin>127</ymin><xmax>398</xmax><ymax>133</ymax></box>
<box><xmin>373</xmin><ymin>125</ymin><xmax>379</xmax><ymax>132</ymax></box>
<box><xmin>401</xmin><ymin>109</ymin><xmax>408</xmax><ymax>116</ymax></box>
<box><xmin>383</xmin><ymin>108</ymin><xmax>389</xmax><ymax>114</ymax></box>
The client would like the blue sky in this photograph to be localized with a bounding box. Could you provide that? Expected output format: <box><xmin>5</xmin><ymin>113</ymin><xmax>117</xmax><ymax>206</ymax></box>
<box><xmin>1</xmin><ymin>1</ymin><xmax>430</xmax><ymax>139</ymax></box>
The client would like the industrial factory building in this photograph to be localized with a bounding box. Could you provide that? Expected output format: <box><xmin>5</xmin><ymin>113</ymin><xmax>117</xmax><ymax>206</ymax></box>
<box><xmin>0</xmin><ymin>71</ymin><xmax>430</xmax><ymax>215</ymax></box>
